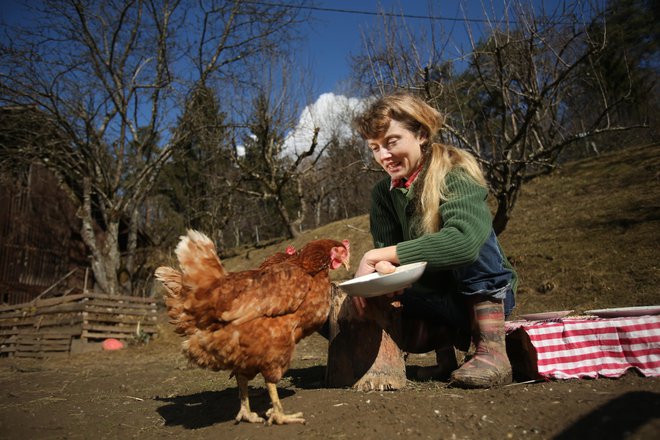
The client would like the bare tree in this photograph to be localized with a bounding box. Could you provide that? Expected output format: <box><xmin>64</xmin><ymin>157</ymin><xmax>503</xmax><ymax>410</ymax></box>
<box><xmin>232</xmin><ymin>84</ymin><xmax>327</xmax><ymax>239</ymax></box>
<box><xmin>0</xmin><ymin>0</ymin><xmax>308</xmax><ymax>294</ymax></box>
<box><xmin>352</xmin><ymin>1</ymin><xmax>648</xmax><ymax>233</ymax></box>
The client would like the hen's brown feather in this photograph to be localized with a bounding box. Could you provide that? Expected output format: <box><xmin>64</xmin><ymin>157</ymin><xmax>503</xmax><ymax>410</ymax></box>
<box><xmin>155</xmin><ymin>230</ymin><xmax>349</xmax><ymax>384</ymax></box>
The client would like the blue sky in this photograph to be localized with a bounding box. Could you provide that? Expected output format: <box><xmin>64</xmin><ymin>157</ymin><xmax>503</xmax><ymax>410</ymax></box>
<box><xmin>305</xmin><ymin>0</ymin><xmax>475</xmax><ymax>94</ymax></box>
<box><xmin>0</xmin><ymin>0</ymin><xmax>571</xmax><ymax>98</ymax></box>
<box><xmin>302</xmin><ymin>0</ymin><xmax>569</xmax><ymax>95</ymax></box>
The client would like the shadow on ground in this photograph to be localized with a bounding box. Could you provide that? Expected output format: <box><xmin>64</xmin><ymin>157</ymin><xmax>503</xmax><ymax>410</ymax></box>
<box><xmin>554</xmin><ymin>391</ymin><xmax>660</xmax><ymax>439</ymax></box>
<box><xmin>155</xmin><ymin>387</ymin><xmax>295</xmax><ymax>428</ymax></box>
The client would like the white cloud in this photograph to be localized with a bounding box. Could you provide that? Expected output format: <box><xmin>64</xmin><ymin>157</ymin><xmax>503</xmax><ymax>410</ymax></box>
<box><xmin>283</xmin><ymin>93</ymin><xmax>366</xmax><ymax>156</ymax></box>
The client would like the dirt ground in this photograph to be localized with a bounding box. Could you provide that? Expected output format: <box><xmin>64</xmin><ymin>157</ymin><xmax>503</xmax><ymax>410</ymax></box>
<box><xmin>1</xmin><ymin>144</ymin><xmax>659</xmax><ymax>439</ymax></box>
<box><xmin>0</xmin><ymin>316</ymin><xmax>659</xmax><ymax>440</ymax></box>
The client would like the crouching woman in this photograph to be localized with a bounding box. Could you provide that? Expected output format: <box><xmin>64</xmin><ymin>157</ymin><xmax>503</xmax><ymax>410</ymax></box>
<box><xmin>351</xmin><ymin>93</ymin><xmax>517</xmax><ymax>388</ymax></box>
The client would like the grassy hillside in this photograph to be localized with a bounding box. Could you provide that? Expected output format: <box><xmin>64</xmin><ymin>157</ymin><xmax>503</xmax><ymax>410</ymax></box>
<box><xmin>223</xmin><ymin>143</ymin><xmax>660</xmax><ymax>317</ymax></box>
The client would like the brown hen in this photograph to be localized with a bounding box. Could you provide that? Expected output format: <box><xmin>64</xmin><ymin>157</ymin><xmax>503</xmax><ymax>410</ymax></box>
<box><xmin>155</xmin><ymin>230</ymin><xmax>349</xmax><ymax>425</ymax></box>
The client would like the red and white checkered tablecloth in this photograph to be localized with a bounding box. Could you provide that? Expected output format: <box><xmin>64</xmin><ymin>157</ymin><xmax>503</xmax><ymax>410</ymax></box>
<box><xmin>505</xmin><ymin>315</ymin><xmax>660</xmax><ymax>380</ymax></box>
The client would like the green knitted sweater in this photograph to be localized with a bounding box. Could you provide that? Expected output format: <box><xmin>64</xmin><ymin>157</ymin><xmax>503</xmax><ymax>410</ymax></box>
<box><xmin>369</xmin><ymin>169</ymin><xmax>517</xmax><ymax>291</ymax></box>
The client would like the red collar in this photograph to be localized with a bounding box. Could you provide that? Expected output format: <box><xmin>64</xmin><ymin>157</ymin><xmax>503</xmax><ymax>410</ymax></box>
<box><xmin>391</xmin><ymin>165</ymin><xmax>423</xmax><ymax>190</ymax></box>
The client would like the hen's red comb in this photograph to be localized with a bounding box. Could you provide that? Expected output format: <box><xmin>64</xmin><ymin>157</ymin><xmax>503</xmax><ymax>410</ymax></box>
<box><xmin>285</xmin><ymin>245</ymin><xmax>296</xmax><ymax>255</ymax></box>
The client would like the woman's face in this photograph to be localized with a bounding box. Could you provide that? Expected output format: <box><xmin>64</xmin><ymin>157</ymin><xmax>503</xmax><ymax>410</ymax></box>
<box><xmin>367</xmin><ymin>119</ymin><xmax>426</xmax><ymax>181</ymax></box>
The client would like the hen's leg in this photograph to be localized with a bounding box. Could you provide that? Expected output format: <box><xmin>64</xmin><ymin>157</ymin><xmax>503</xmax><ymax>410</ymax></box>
<box><xmin>265</xmin><ymin>382</ymin><xmax>305</xmax><ymax>425</ymax></box>
<box><xmin>234</xmin><ymin>375</ymin><xmax>264</xmax><ymax>423</ymax></box>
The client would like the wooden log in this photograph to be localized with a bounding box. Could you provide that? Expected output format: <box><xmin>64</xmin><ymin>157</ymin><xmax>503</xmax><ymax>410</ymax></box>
<box><xmin>325</xmin><ymin>284</ymin><xmax>407</xmax><ymax>391</ymax></box>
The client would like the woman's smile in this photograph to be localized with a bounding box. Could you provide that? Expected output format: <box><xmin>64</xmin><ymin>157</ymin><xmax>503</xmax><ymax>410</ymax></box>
<box><xmin>368</xmin><ymin>119</ymin><xmax>425</xmax><ymax>180</ymax></box>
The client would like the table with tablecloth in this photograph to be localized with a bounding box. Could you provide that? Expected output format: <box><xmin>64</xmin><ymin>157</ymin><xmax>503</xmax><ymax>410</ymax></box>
<box><xmin>504</xmin><ymin>315</ymin><xmax>660</xmax><ymax>380</ymax></box>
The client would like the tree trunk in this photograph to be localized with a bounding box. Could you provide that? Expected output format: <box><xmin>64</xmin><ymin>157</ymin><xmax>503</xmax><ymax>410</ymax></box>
<box><xmin>79</xmin><ymin>177</ymin><xmax>121</xmax><ymax>295</ymax></box>
<box><xmin>492</xmin><ymin>198</ymin><xmax>509</xmax><ymax>236</ymax></box>
<box><xmin>326</xmin><ymin>285</ymin><xmax>407</xmax><ymax>391</ymax></box>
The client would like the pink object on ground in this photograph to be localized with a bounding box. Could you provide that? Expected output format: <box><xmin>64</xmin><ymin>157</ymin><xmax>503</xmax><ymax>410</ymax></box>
<box><xmin>102</xmin><ymin>338</ymin><xmax>125</xmax><ymax>351</ymax></box>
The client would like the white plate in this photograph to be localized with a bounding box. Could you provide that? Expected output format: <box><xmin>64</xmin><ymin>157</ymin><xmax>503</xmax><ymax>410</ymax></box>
<box><xmin>519</xmin><ymin>310</ymin><xmax>574</xmax><ymax>321</ymax></box>
<box><xmin>338</xmin><ymin>262</ymin><xmax>427</xmax><ymax>298</ymax></box>
<box><xmin>584</xmin><ymin>305</ymin><xmax>660</xmax><ymax>318</ymax></box>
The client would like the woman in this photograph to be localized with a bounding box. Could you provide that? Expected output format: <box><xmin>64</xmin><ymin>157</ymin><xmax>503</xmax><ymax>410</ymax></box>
<box><xmin>351</xmin><ymin>93</ymin><xmax>516</xmax><ymax>388</ymax></box>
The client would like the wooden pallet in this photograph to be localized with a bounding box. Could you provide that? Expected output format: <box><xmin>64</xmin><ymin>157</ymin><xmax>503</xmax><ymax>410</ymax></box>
<box><xmin>0</xmin><ymin>293</ymin><xmax>160</xmax><ymax>358</ymax></box>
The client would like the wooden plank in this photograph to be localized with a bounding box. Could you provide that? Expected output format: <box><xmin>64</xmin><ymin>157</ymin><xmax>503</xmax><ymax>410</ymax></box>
<box><xmin>16</xmin><ymin>334</ymin><xmax>72</xmax><ymax>342</ymax></box>
<box><xmin>0</xmin><ymin>321</ymin><xmax>33</xmax><ymax>330</ymax></box>
<box><xmin>82</xmin><ymin>305</ymin><xmax>156</xmax><ymax>316</ymax></box>
<box><xmin>0</xmin><ymin>302</ymin><xmax>84</xmax><ymax>318</ymax></box>
<box><xmin>82</xmin><ymin>330</ymin><xmax>155</xmax><ymax>340</ymax></box>
<box><xmin>0</xmin><ymin>293</ymin><xmax>159</xmax><ymax>313</ymax></box>
<box><xmin>16</xmin><ymin>343</ymin><xmax>71</xmax><ymax>351</ymax></box>
<box><xmin>82</xmin><ymin>331</ymin><xmax>128</xmax><ymax>339</ymax></box>
<box><xmin>82</xmin><ymin>323</ymin><xmax>156</xmax><ymax>334</ymax></box>
<box><xmin>15</xmin><ymin>352</ymin><xmax>46</xmax><ymax>358</ymax></box>
<box><xmin>15</xmin><ymin>351</ymin><xmax>69</xmax><ymax>358</ymax></box>
<box><xmin>0</xmin><ymin>293</ymin><xmax>86</xmax><ymax>312</ymax></box>
<box><xmin>83</xmin><ymin>293</ymin><xmax>160</xmax><ymax>304</ymax></box>
<box><xmin>16</xmin><ymin>344</ymin><xmax>71</xmax><ymax>352</ymax></box>
<box><xmin>13</xmin><ymin>327</ymin><xmax>81</xmax><ymax>337</ymax></box>
<box><xmin>85</xmin><ymin>299</ymin><xmax>158</xmax><ymax>310</ymax></box>
<box><xmin>32</xmin><ymin>293</ymin><xmax>87</xmax><ymax>308</ymax></box>
<box><xmin>0</xmin><ymin>314</ymin><xmax>83</xmax><ymax>328</ymax></box>
<box><xmin>82</xmin><ymin>312</ymin><xmax>157</xmax><ymax>323</ymax></box>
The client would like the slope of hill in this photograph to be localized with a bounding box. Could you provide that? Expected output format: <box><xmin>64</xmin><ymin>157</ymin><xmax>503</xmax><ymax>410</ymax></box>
<box><xmin>224</xmin><ymin>143</ymin><xmax>660</xmax><ymax>316</ymax></box>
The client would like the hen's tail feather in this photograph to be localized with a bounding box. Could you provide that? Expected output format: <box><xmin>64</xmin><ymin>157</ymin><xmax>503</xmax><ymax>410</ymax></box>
<box><xmin>154</xmin><ymin>266</ymin><xmax>193</xmax><ymax>335</ymax></box>
<box><xmin>155</xmin><ymin>266</ymin><xmax>182</xmax><ymax>297</ymax></box>
<box><xmin>176</xmin><ymin>230</ymin><xmax>226</xmax><ymax>292</ymax></box>
<box><xmin>155</xmin><ymin>230</ymin><xmax>225</xmax><ymax>336</ymax></box>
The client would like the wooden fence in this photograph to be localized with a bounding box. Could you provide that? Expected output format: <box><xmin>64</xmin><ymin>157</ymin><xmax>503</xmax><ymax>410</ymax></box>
<box><xmin>0</xmin><ymin>293</ymin><xmax>159</xmax><ymax>358</ymax></box>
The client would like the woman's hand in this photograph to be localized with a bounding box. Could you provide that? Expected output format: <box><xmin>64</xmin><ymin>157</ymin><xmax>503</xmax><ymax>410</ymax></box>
<box><xmin>355</xmin><ymin>246</ymin><xmax>399</xmax><ymax>277</ymax></box>
<box><xmin>375</xmin><ymin>260</ymin><xmax>397</xmax><ymax>275</ymax></box>
<box><xmin>351</xmin><ymin>246</ymin><xmax>399</xmax><ymax>318</ymax></box>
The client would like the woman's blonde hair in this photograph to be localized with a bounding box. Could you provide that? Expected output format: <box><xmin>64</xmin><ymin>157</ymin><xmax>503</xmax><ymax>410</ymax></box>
<box><xmin>354</xmin><ymin>93</ymin><xmax>487</xmax><ymax>234</ymax></box>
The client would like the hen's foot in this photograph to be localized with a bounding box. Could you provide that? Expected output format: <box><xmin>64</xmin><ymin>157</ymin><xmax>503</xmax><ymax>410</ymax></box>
<box><xmin>234</xmin><ymin>406</ymin><xmax>264</xmax><ymax>424</ymax></box>
<box><xmin>266</xmin><ymin>408</ymin><xmax>306</xmax><ymax>425</ymax></box>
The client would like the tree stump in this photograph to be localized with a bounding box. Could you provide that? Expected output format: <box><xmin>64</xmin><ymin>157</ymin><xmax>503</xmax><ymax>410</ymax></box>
<box><xmin>325</xmin><ymin>284</ymin><xmax>407</xmax><ymax>391</ymax></box>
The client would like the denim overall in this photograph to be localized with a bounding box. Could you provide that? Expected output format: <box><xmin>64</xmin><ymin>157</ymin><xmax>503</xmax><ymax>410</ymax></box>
<box><xmin>399</xmin><ymin>229</ymin><xmax>516</xmax><ymax>332</ymax></box>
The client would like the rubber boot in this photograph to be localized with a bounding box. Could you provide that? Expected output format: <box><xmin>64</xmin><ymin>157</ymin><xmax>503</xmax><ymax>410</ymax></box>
<box><xmin>450</xmin><ymin>297</ymin><xmax>512</xmax><ymax>388</ymax></box>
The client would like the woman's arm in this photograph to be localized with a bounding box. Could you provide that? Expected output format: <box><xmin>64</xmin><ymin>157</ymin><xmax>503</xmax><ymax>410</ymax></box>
<box><xmin>396</xmin><ymin>171</ymin><xmax>492</xmax><ymax>269</ymax></box>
